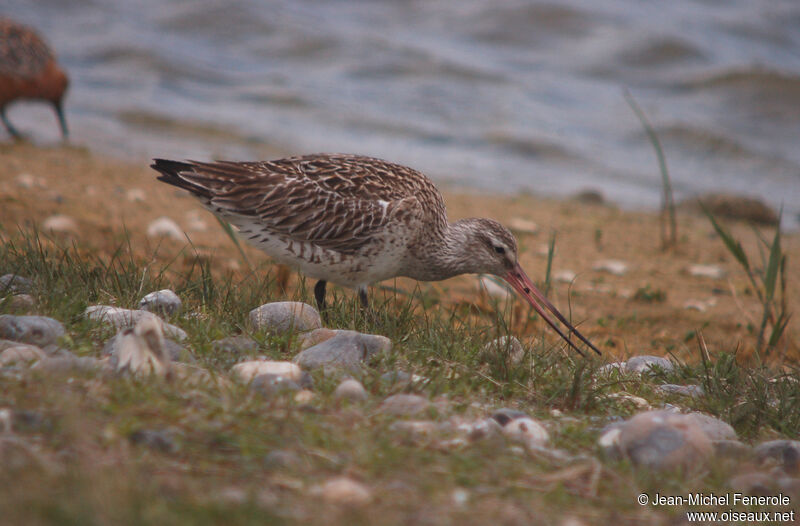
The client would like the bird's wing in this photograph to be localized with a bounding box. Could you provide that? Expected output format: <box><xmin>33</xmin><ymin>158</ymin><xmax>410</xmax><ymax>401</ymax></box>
<box><xmin>152</xmin><ymin>155</ymin><xmax>432</xmax><ymax>254</ymax></box>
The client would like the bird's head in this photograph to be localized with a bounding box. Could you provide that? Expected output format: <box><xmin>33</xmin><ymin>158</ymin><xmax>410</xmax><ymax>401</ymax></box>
<box><xmin>456</xmin><ymin>217</ymin><xmax>601</xmax><ymax>357</ymax></box>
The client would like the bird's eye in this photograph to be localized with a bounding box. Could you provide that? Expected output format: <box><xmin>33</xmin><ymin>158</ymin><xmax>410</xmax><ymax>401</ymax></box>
<box><xmin>493</xmin><ymin>246</ymin><xmax>505</xmax><ymax>255</ymax></box>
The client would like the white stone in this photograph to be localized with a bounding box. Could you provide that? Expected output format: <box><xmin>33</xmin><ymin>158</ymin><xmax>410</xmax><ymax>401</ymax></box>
<box><xmin>0</xmin><ymin>345</ymin><xmax>46</xmax><ymax>366</ymax></box>
<box><xmin>478</xmin><ymin>275</ymin><xmax>513</xmax><ymax>300</ymax></box>
<box><xmin>15</xmin><ymin>173</ymin><xmax>44</xmax><ymax>189</ymax></box>
<box><xmin>146</xmin><ymin>217</ymin><xmax>184</xmax><ymax>241</ymax></box>
<box><xmin>42</xmin><ymin>214</ymin><xmax>78</xmax><ymax>235</ymax></box>
<box><xmin>249</xmin><ymin>302</ymin><xmax>322</xmax><ymax>333</ymax></box>
<box><xmin>333</xmin><ymin>379</ymin><xmax>368</xmax><ymax>401</ymax></box>
<box><xmin>139</xmin><ymin>289</ymin><xmax>182</xmax><ymax>315</ymax></box>
<box><xmin>554</xmin><ymin>270</ymin><xmax>577</xmax><ymax>283</ymax></box>
<box><xmin>508</xmin><ymin>218</ymin><xmax>539</xmax><ymax>235</ymax></box>
<box><xmin>312</xmin><ymin>477</ymin><xmax>372</xmax><ymax>506</ymax></box>
<box><xmin>84</xmin><ymin>306</ymin><xmax>187</xmax><ymax>340</ymax></box>
<box><xmin>688</xmin><ymin>264</ymin><xmax>726</xmax><ymax>279</ymax></box>
<box><xmin>231</xmin><ymin>360</ymin><xmax>304</xmax><ymax>383</ymax></box>
<box><xmin>126</xmin><ymin>188</ymin><xmax>146</xmax><ymax>202</ymax></box>
<box><xmin>502</xmin><ymin>417</ymin><xmax>549</xmax><ymax>448</ymax></box>
<box><xmin>592</xmin><ymin>259</ymin><xmax>628</xmax><ymax>276</ymax></box>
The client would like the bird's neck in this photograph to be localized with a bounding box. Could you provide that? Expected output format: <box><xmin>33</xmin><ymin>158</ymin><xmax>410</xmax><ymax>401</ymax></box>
<box><xmin>409</xmin><ymin>219</ymin><xmax>482</xmax><ymax>280</ymax></box>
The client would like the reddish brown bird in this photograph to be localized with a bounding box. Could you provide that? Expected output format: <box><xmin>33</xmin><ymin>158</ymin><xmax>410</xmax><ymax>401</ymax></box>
<box><xmin>153</xmin><ymin>154</ymin><xmax>601</xmax><ymax>356</ymax></box>
<box><xmin>0</xmin><ymin>18</ymin><xmax>69</xmax><ymax>139</ymax></box>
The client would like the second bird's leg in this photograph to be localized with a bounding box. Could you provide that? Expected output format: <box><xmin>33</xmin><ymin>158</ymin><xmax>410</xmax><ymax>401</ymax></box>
<box><xmin>358</xmin><ymin>287</ymin><xmax>368</xmax><ymax>309</ymax></box>
<box><xmin>314</xmin><ymin>280</ymin><xmax>327</xmax><ymax>313</ymax></box>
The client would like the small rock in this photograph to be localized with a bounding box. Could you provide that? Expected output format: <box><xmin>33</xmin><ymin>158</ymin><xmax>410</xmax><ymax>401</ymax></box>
<box><xmin>460</xmin><ymin>418</ymin><xmax>502</xmax><ymax>442</ymax></box>
<box><xmin>592</xmin><ymin>259</ymin><xmax>628</xmax><ymax>276</ymax></box>
<box><xmin>212</xmin><ymin>336</ymin><xmax>259</xmax><ymax>354</ymax></box>
<box><xmin>683</xmin><ymin>300</ymin><xmax>709</xmax><ymax>312</ymax></box>
<box><xmin>146</xmin><ymin>217</ymin><xmax>184</xmax><ymax>241</ymax></box>
<box><xmin>297</xmin><ymin>328</ymin><xmax>338</xmax><ymax>350</ymax></box>
<box><xmin>249</xmin><ymin>302</ymin><xmax>321</xmax><ymax>334</ymax></box>
<box><xmin>554</xmin><ymin>270</ymin><xmax>577</xmax><ymax>283</ymax></box>
<box><xmin>231</xmin><ymin>360</ymin><xmax>305</xmax><ymax>384</ymax></box>
<box><xmin>312</xmin><ymin>477</ymin><xmax>372</xmax><ymax>506</ymax></box>
<box><xmin>754</xmin><ymin>440</ymin><xmax>800</xmax><ymax>474</ymax></box>
<box><xmin>294</xmin><ymin>330</ymin><xmax>391</xmax><ymax>373</ymax></box>
<box><xmin>3</xmin><ymin>294</ymin><xmax>35</xmax><ymax>310</ymax></box>
<box><xmin>0</xmin><ymin>345</ymin><xmax>46</xmax><ymax>366</ymax></box>
<box><xmin>0</xmin><ymin>315</ymin><xmax>65</xmax><ymax>347</ymax></box>
<box><xmin>688</xmin><ymin>264</ymin><xmax>726</xmax><ymax>280</ymax></box>
<box><xmin>379</xmin><ymin>394</ymin><xmax>431</xmax><ymax>416</ymax></box>
<box><xmin>126</xmin><ymin>188</ymin><xmax>146</xmax><ymax>202</ymax></box>
<box><xmin>251</xmin><ymin>374</ymin><xmax>301</xmax><ymax>396</ymax></box>
<box><xmin>598</xmin><ymin>410</ymin><xmax>714</xmax><ymax>471</ymax></box>
<box><xmin>32</xmin><ymin>355</ymin><xmax>102</xmax><ymax>374</ymax></box>
<box><xmin>502</xmin><ymin>417</ymin><xmax>549</xmax><ymax>448</ymax></box>
<box><xmin>491</xmin><ymin>408</ymin><xmax>529</xmax><ymax>427</ymax></box>
<box><xmin>139</xmin><ymin>289</ymin><xmax>182</xmax><ymax>316</ymax></box>
<box><xmin>685</xmin><ymin>413</ymin><xmax>737</xmax><ymax>441</ymax></box>
<box><xmin>657</xmin><ymin>384</ymin><xmax>705</xmax><ymax>398</ymax></box>
<box><xmin>479</xmin><ymin>275</ymin><xmax>514</xmax><ymax>300</ymax></box>
<box><xmin>597</xmin><ymin>362</ymin><xmax>626</xmax><ymax>375</ymax></box>
<box><xmin>481</xmin><ymin>336</ymin><xmax>525</xmax><ymax>365</ymax></box>
<box><xmin>85</xmin><ymin>306</ymin><xmax>187</xmax><ymax>341</ymax></box>
<box><xmin>129</xmin><ymin>428</ymin><xmax>179</xmax><ymax>453</ymax></box>
<box><xmin>0</xmin><ymin>274</ymin><xmax>33</xmax><ymax>294</ymax></box>
<box><xmin>294</xmin><ymin>389</ymin><xmax>315</xmax><ymax>404</ymax></box>
<box><xmin>333</xmin><ymin>379</ymin><xmax>368</xmax><ymax>402</ymax></box>
<box><xmin>42</xmin><ymin>214</ymin><xmax>78</xmax><ymax>235</ymax></box>
<box><xmin>713</xmin><ymin>440</ymin><xmax>751</xmax><ymax>459</ymax></box>
<box><xmin>625</xmin><ymin>355</ymin><xmax>674</xmax><ymax>373</ymax></box>
<box><xmin>15</xmin><ymin>173</ymin><xmax>43</xmax><ymax>189</ymax></box>
<box><xmin>109</xmin><ymin>317</ymin><xmax>172</xmax><ymax>377</ymax></box>
<box><xmin>687</xmin><ymin>193</ymin><xmax>778</xmax><ymax>225</ymax></box>
<box><xmin>508</xmin><ymin>218</ymin><xmax>539</xmax><ymax>235</ymax></box>
<box><xmin>605</xmin><ymin>392</ymin><xmax>651</xmax><ymax>410</ymax></box>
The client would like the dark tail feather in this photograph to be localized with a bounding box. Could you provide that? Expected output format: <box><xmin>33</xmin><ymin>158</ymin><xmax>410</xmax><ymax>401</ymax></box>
<box><xmin>151</xmin><ymin>159</ymin><xmax>212</xmax><ymax>199</ymax></box>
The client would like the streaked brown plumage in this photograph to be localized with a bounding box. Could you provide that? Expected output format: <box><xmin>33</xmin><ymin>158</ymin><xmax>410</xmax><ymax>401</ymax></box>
<box><xmin>0</xmin><ymin>18</ymin><xmax>69</xmax><ymax>139</ymax></box>
<box><xmin>152</xmin><ymin>153</ymin><xmax>600</xmax><ymax>356</ymax></box>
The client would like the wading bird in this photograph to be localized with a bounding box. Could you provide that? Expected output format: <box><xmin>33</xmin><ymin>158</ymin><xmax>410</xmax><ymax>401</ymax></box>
<box><xmin>152</xmin><ymin>154</ymin><xmax>600</xmax><ymax>356</ymax></box>
<box><xmin>0</xmin><ymin>18</ymin><xmax>69</xmax><ymax>139</ymax></box>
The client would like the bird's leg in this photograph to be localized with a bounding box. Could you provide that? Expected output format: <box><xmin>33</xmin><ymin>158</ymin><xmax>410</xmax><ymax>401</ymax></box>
<box><xmin>1</xmin><ymin>108</ymin><xmax>22</xmax><ymax>140</ymax></box>
<box><xmin>358</xmin><ymin>286</ymin><xmax>369</xmax><ymax>309</ymax></box>
<box><xmin>314</xmin><ymin>280</ymin><xmax>327</xmax><ymax>313</ymax></box>
<box><xmin>53</xmin><ymin>99</ymin><xmax>68</xmax><ymax>139</ymax></box>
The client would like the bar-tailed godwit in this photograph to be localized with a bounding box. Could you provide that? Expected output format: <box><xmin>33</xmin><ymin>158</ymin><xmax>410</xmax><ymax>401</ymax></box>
<box><xmin>0</xmin><ymin>18</ymin><xmax>69</xmax><ymax>139</ymax></box>
<box><xmin>152</xmin><ymin>154</ymin><xmax>600</xmax><ymax>356</ymax></box>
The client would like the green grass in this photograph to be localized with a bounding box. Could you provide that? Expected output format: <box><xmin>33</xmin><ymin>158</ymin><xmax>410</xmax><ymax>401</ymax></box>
<box><xmin>1</xmin><ymin>229</ymin><xmax>798</xmax><ymax>525</ymax></box>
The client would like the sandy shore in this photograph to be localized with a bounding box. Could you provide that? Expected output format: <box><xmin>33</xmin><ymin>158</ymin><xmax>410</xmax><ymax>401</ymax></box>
<box><xmin>1</xmin><ymin>143</ymin><xmax>797</xmax><ymax>361</ymax></box>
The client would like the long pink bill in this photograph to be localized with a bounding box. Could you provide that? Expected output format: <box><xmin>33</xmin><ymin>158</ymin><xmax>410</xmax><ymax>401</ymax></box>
<box><xmin>503</xmin><ymin>263</ymin><xmax>602</xmax><ymax>357</ymax></box>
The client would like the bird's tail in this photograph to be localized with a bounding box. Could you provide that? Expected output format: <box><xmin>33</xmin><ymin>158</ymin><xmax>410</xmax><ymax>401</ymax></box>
<box><xmin>150</xmin><ymin>159</ymin><xmax>213</xmax><ymax>199</ymax></box>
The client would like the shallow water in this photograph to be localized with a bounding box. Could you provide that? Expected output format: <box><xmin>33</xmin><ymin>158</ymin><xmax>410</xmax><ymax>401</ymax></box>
<box><xmin>5</xmin><ymin>0</ymin><xmax>800</xmax><ymax>227</ymax></box>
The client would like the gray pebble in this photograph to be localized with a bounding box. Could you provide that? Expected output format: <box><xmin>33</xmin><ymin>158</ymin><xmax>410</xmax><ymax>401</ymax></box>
<box><xmin>333</xmin><ymin>379</ymin><xmax>368</xmax><ymax>402</ymax></box>
<box><xmin>294</xmin><ymin>330</ymin><xmax>391</xmax><ymax>373</ymax></box>
<box><xmin>685</xmin><ymin>412</ymin><xmax>737</xmax><ymax>441</ymax></box>
<box><xmin>263</xmin><ymin>450</ymin><xmax>303</xmax><ymax>470</ymax></box>
<box><xmin>139</xmin><ymin>289</ymin><xmax>182</xmax><ymax>315</ymax></box>
<box><xmin>379</xmin><ymin>394</ymin><xmax>431</xmax><ymax>416</ymax></box>
<box><xmin>251</xmin><ymin>373</ymin><xmax>302</xmax><ymax>396</ymax></box>
<box><xmin>32</xmin><ymin>355</ymin><xmax>103</xmax><ymax>374</ymax></box>
<box><xmin>3</xmin><ymin>294</ymin><xmax>35</xmax><ymax>310</ymax></box>
<box><xmin>754</xmin><ymin>440</ymin><xmax>800</xmax><ymax>474</ymax></box>
<box><xmin>0</xmin><ymin>274</ymin><xmax>33</xmax><ymax>294</ymax></box>
<box><xmin>597</xmin><ymin>410</ymin><xmax>713</xmax><ymax>471</ymax></box>
<box><xmin>491</xmin><ymin>408</ymin><xmax>529</xmax><ymax>427</ymax></box>
<box><xmin>85</xmin><ymin>306</ymin><xmax>187</xmax><ymax>341</ymax></box>
<box><xmin>0</xmin><ymin>315</ymin><xmax>65</xmax><ymax>347</ymax></box>
<box><xmin>625</xmin><ymin>355</ymin><xmax>674</xmax><ymax>374</ymax></box>
<box><xmin>249</xmin><ymin>302</ymin><xmax>321</xmax><ymax>334</ymax></box>
<box><xmin>0</xmin><ymin>345</ymin><xmax>46</xmax><ymax>366</ymax></box>
<box><xmin>481</xmin><ymin>336</ymin><xmax>525</xmax><ymax>365</ymax></box>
